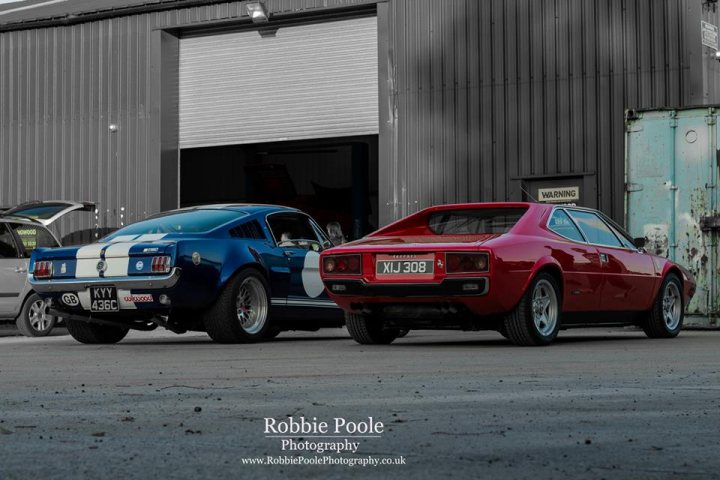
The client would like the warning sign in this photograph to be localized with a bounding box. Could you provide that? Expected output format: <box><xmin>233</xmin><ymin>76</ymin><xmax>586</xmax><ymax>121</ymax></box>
<box><xmin>538</xmin><ymin>186</ymin><xmax>580</xmax><ymax>203</ymax></box>
<box><xmin>702</xmin><ymin>21</ymin><xmax>718</xmax><ymax>50</ymax></box>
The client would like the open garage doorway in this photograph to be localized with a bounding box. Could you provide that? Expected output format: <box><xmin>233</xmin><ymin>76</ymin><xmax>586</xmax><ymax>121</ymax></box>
<box><xmin>180</xmin><ymin>135</ymin><xmax>378</xmax><ymax>241</ymax></box>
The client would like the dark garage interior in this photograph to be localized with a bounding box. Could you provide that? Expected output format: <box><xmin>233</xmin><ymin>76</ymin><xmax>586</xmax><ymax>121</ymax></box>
<box><xmin>180</xmin><ymin>135</ymin><xmax>378</xmax><ymax>241</ymax></box>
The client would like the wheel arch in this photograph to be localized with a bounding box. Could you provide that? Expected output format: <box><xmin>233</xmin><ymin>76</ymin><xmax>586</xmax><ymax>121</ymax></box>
<box><xmin>526</xmin><ymin>257</ymin><xmax>564</xmax><ymax>300</ymax></box>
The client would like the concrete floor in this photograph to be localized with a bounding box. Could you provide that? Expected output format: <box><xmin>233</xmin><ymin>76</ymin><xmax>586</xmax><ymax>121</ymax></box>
<box><xmin>0</xmin><ymin>326</ymin><xmax>719</xmax><ymax>479</ymax></box>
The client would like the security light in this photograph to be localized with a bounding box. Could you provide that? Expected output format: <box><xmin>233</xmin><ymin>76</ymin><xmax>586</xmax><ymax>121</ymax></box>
<box><xmin>246</xmin><ymin>2</ymin><xmax>269</xmax><ymax>23</ymax></box>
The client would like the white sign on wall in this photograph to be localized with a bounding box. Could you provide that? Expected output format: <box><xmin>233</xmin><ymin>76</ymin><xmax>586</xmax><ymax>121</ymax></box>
<box><xmin>538</xmin><ymin>186</ymin><xmax>580</xmax><ymax>203</ymax></box>
<box><xmin>702</xmin><ymin>21</ymin><xmax>718</xmax><ymax>50</ymax></box>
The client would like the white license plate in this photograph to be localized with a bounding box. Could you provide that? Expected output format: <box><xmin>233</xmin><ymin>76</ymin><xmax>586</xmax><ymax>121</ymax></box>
<box><xmin>90</xmin><ymin>286</ymin><xmax>119</xmax><ymax>312</ymax></box>
<box><xmin>376</xmin><ymin>260</ymin><xmax>434</xmax><ymax>275</ymax></box>
<box><xmin>376</xmin><ymin>254</ymin><xmax>434</xmax><ymax>278</ymax></box>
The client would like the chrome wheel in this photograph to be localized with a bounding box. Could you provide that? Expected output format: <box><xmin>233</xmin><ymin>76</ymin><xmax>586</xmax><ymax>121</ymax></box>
<box><xmin>28</xmin><ymin>299</ymin><xmax>54</xmax><ymax>333</ymax></box>
<box><xmin>235</xmin><ymin>277</ymin><xmax>268</xmax><ymax>335</ymax></box>
<box><xmin>662</xmin><ymin>282</ymin><xmax>682</xmax><ymax>331</ymax></box>
<box><xmin>532</xmin><ymin>279</ymin><xmax>558</xmax><ymax>336</ymax></box>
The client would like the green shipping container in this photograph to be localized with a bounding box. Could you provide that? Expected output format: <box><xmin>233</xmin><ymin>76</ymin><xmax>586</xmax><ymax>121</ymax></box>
<box><xmin>626</xmin><ymin>107</ymin><xmax>720</xmax><ymax>324</ymax></box>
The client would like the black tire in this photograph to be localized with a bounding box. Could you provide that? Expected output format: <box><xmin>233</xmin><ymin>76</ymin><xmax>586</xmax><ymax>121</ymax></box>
<box><xmin>263</xmin><ymin>326</ymin><xmax>282</xmax><ymax>339</ymax></box>
<box><xmin>65</xmin><ymin>319</ymin><xmax>129</xmax><ymax>344</ymax></box>
<box><xmin>16</xmin><ymin>293</ymin><xmax>57</xmax><ymax>337</ymax></box>
<box><xmin>204</xmin><ymin>269</ymin><xmax>271</xmax><ymax>343</ymax></box>
<box><xmin>345</xmin><ymin>313</ymin><xmax>400</xmax><ymax>345</ymax></box>
<box><xmin>643</xmin><ymin>273</ymin><xmax>684</xmax><ymax>338</ymax></box>
<box><xmin>497</xmin><ymin>324</ymin><xmax>510</xmax><ymax>340</ymax></box>
<box><xmin>503</xmin><ymin>272</ymin><xmax>561</xmax><ymax>346</ymax></box>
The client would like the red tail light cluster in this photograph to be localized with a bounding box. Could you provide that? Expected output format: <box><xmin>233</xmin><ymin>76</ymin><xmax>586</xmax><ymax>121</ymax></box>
<box><xmin>151</xmin><ymin>256</ymin><xmax>172</xmax><ymax>273</ymax></box>
<box><xmin>34</xmin><ymin>261</ymin><xmax>53</xmax><ymax>279</ymax></box>
<box><xmin>323</xmin><ymin>254</ymin><xmax>362</xmax><ymax>275</ymax></box>
<box><xmin>446</xmin><ymin>253</ymin><xmax>489</xmax><ymax>274</ymax></box>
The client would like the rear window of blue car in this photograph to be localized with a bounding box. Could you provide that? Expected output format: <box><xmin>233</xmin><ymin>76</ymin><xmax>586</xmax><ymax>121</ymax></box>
<box><xmin>103</xmin><ymin>209</ymin><xmax>246</xmax><ymax>240</ymax></box>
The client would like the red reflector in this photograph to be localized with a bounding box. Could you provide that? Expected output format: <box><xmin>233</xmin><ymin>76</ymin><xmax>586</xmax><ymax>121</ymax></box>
<box><xmin>151</xmin><ymin>256</ymin><xmax>171</xmax><ymax>273</ymax></box>
<box><xmin>445</xmin><ymin>253</ymin><xmax>489</xmax><ymax>274</ymax></box>
<box><xmin>33</xmin><ymin>261</ymin><xmax>53</xmax><ymax>279</ymax></box>
<box><xmin>322</xmin><ymin>254</ymin><xmax>362</xmax><ymax>275</ymax></box>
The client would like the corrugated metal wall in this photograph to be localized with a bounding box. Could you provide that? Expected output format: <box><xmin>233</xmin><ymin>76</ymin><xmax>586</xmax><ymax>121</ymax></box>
<box><xmin>0</xmin><ymin>0</ymin><xmax>377</xmax><ymax>235</ymax></box>
<box><xmin>0</xmin><ymin>0</ymin><xmax>714</xmax><ymax>233</ymax></box>
<box><xmin>379</xmin><ymin>0</ymin><xmax>692</xmax><ymax>225</ymax></box>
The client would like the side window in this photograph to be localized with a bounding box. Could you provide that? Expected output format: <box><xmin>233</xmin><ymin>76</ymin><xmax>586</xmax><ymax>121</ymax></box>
<box><xmin>0</xmin><ymin>224</ymin><xmax>19</xmax><ymax>258</ymax></box>
<box><xmin>607</xmin><ymin>224</ymin><xmax>636</xmax><ymax>250</ymax></box>
<box><xmin>547</xmin><ymin>209</ymin><xmax>585</xmax><ymax>242</ymax></box>
<box><xmin>266</xmin><ymin>214</ymin><xmax>323</xmax><ymax>251</ymax></box>
<box><xmin>229</xmin><ymin>220</ymin><xmax>266</xmax><ymax>240</ymax></box>
<box><xmin>568</xmin><ymin>210</ymin><xmax>623</xmax><ymax>248</ymax></box>
<box><xmin>10</xmin><ymin>223</ymin><xmax>60</xmax><ymax>256</ymax></box>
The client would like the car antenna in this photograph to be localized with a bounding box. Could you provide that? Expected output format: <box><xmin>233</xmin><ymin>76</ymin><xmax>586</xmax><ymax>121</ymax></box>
<box><xmin>520</xmin><ymin>184</ymin><xmax>539</xmax><ymax>203</ymax></box>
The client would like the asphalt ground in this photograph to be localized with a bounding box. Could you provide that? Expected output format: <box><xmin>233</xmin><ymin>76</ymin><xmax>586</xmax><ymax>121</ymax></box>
<box><xmin>0</xmin><ymin>326</ymin><xmax>719</xmax><ymax>479</ymax></box>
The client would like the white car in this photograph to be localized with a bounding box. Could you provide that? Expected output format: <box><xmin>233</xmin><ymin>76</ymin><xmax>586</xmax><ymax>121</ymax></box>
<box><xmin>0</xmin><ymin>201</ymin><xmax>96</xmax><ymax>337</ymax></box>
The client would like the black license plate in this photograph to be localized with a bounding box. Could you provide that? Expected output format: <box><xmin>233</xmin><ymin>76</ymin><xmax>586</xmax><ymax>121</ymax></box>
<box><xmin>90</xmin><ymin>286</ymin><xmax>119</xmax><ymax>312</ymax></box>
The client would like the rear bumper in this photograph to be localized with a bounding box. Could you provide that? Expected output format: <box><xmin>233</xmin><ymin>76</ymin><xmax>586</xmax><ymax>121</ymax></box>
<box><xmin>28</xmin><ymin>268</ymin><xmax>182</xmax><ymax>292</ymax></box>
<box><xmin>323</xmin><ymin>277</ymin><xmax>489</xmax><ymax>297</ymax></box>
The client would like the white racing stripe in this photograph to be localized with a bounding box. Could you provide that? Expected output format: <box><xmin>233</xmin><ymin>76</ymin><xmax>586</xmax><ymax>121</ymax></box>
<box><xmin>103</xmin><ymin>243</ymin><xmax>134</xmax><ymax>277</ymax></box>
<box><xmin>136</xmin><ymin>234</ymin><xmax>167</xmax><ymax>241</ymax></box>
<box><xmin>109</xmin><ymin>235</ymin><xmax>139</xmax><ymax>243</ymax></box>
<box><xmin>75</xmin><ymin>244</ymin><xmax>107</xmax><ymax>278</ymax></box>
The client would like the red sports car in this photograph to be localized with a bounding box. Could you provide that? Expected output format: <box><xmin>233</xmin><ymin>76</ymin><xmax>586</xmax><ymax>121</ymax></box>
<box><xmin>320</xmin><ymin>202</ymin><xmax>696</xmax><ymax>346</ymax></box>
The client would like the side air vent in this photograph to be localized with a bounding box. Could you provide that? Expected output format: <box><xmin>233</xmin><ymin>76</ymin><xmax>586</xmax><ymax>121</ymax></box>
<box><xmin>229</xmin><ymin>220</ymin><xmax>266</xmax><ymax>240</ymax></box>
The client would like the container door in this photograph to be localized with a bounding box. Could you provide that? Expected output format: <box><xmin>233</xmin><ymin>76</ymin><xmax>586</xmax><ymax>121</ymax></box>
<box><xmin>626</xmin><ymin>108</ymin><xmax>719</xmax><ymax>318</ymax></box>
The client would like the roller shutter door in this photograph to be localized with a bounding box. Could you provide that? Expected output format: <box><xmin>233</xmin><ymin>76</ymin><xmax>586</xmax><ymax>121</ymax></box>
<box><xmin>179</xmin><ymin>16</ymin><xmax>378</xmax><ymax>149</ymax></box>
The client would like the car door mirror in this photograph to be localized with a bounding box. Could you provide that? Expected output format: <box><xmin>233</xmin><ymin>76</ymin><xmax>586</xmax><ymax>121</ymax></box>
<box><xmin>633</xmin><ymin>237</ymin><xmax>646</xmax><ymax>249</ymax></box>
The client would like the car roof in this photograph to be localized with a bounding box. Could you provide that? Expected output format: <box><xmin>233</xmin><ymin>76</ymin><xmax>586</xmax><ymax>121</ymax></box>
<box><xmin>166</xmin><ymin>203</ymin><xmax>300</xmax><ymax>215</ymax></box>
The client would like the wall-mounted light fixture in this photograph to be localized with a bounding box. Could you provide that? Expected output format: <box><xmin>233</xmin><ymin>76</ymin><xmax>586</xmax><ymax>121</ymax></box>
<box><xmin>246</xmin><ymin>2</ymin><xmax>269</xmax><ymax>23</ymax></box>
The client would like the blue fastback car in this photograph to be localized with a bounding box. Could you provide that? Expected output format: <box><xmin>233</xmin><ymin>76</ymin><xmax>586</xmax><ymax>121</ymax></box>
<box><xmin>29</xmin><ymin>204</ymin><xmax>343</xmax><ymax>344</ymax></box>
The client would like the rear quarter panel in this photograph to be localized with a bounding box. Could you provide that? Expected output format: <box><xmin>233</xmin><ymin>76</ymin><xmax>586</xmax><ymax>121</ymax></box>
<box><xmin>172</xmin><ymin>238</ymin><xmax>271</xmax><ymax>309</ymax></box>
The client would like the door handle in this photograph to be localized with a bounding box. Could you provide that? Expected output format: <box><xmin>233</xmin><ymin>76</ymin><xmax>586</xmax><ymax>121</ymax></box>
<box><xmin>284</xmin><ymin>251</ymin><xmax>295</xmax><ymax>257</ymax></box>
<box><xmin>599</xmin><ymin>253</ymin><xmax>609</xmax><ymax>263</ymax></box>
<box><xmin>15</xmin><ymin>267</ymin><xmax>27</xmax><ymax>273</ymax></box>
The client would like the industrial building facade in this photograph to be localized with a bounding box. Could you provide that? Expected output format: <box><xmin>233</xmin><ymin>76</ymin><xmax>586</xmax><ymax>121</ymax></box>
<box><xmin>1</xmin><ymin>0</ymin><xmax>720</xmax><ymax>236</ymax></box>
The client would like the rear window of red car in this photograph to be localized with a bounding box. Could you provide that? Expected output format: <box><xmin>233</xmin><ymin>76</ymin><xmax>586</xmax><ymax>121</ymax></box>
<box><xmin>428</xmin><ymin>208</ymin><xmax>528</xmax><ymax>234</ymax></box>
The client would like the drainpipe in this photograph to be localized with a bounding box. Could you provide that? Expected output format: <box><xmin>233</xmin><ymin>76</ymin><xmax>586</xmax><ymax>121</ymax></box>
<box><xmin>669</xmin><ymin>111</ymin><xmax>678</xmax><ymax>261</ymax></box>
<box><xmin>710</xmin><ymin>112</ymin><xmax>719</xmax><ymax>320</ymax></box>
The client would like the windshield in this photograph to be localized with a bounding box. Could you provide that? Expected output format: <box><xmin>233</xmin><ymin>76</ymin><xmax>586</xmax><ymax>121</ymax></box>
<box><xmin>428</xmin><ymin>208</ymin><xmax>528</xmax><ymax>234</ymax></box>
<box><xmin>103</xmin><ymin>209</ymin><xmax>246</xmax><ymax>241</ymax></box>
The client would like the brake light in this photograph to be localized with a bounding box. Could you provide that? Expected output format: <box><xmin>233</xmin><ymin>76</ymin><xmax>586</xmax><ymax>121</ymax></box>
<box><xmin>34</xmin><ymin>261</ymin><xmax>53</xmax><ymax>279</ymax></box>
<box><xmin>151</xmin><ymin>256</ymin><xmax>171</xmax><ymax>273</ymax></box>
<box><xmin>323</xmin><ymin>254</ymin><xmax>362</xmax><ymax>275</ymax></box>
<box><xmin>445</xmin><ymin>253</ymin><xmax>489</xmax><ymax>274</ymax></box>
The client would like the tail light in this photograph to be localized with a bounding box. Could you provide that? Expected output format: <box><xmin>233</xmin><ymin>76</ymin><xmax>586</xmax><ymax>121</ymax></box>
<box><xmin>151</xmin><ymin>256</ymin><xmax>171</xmax><ymax>273</ymax></box>
<box><xmin>34</xmin><ymin>261</ymin><xmax>53</xmax><ymax>279</ymax></box>
<box><xmin>446</xmin><ymin>253</ymin><xmax>489</xmax><ymax>274</ymax></box>
<box><xmin>322</xmin><ymin>254</ymin><xmax>362</xmax><ymax>275</ymax></box>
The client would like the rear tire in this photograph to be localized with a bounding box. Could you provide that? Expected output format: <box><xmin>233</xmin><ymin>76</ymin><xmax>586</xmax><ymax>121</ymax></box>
<box><xmin>65</xmin><ymin>319</ymin><xmax>129</xmax><ymax>344</ymax></box>
<box><xmin>643</xmin><ymin>273</ymin><xmax>683</xmax><ymax>338</ymax></box>
<box><xmin>204</xmin><ymin>269</ymin><xmax>271</xmax><ymax>343</ymax></box>
<box><xmin>503</xmin><ymin>272</ymin><xmax>561</xmax><ymax>346</ymax></box>
<box><xmin>16</xmin><ymin>293</ymin><xmax>57</xmax><ymax>337</ymax></box>
<box><xmin>345</xmin><ymin>313</ymin><xmax>399</xmax><ymax>345</ymax></box>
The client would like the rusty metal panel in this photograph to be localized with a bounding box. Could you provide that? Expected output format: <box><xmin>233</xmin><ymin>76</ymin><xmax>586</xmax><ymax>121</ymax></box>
<box><xmin>626</xmin><ymin>107</ymin><xmax>719</xmax><ymax>321</ymax></box>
